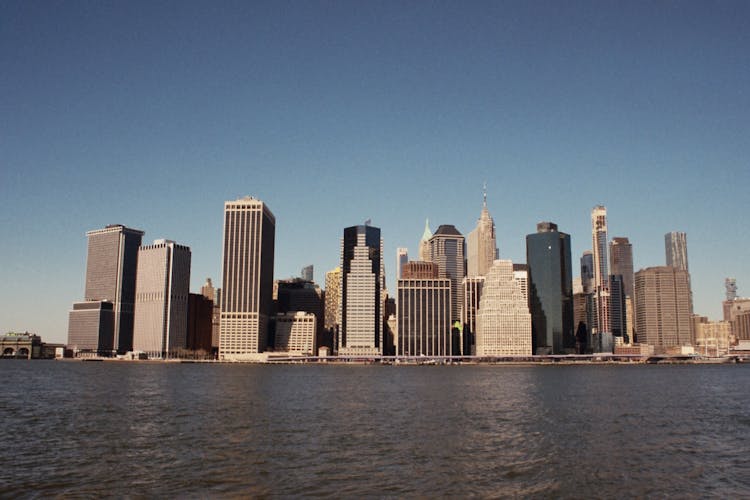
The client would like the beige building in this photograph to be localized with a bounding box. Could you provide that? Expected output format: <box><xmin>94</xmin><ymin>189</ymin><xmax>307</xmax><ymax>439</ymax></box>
<box><xmin>634</xmin><ymin>266</ymin><xmax>693</xmax><ymax>351</ymax></box>
<box><xmin>133</xmin><ymin>240</ymin><xmax>191</xmax><ymax>359</ymax></box>
<box><xmin>219</xmin><ymin>197</ymin><xmax>276</xmax><ymax>360</ymax></box>
<box><xmin>475</xmin><ymin>260</ymin><xmax>532</xmax><ymax>356</ymax></box>
<box><xmin>324</xmin><ymin>267</ymin><xmax>341</xmax><ymax>330</ymax></box>
<box><xmin>693</xmin><ymin>316</ymin><xmax>732</xmax><ymax>356</ymax></box>
<box><xmin>274</xmin><ymin>312</ymin><xmax>316</xmax><ymax>355</ymax></box>
<box><xmin>466</xmin><ymin>190</ymin><xmax>497</xmax><ymax>278</ymax></box>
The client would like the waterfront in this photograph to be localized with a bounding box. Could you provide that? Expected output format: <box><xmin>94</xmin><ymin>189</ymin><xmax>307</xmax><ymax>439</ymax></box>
<box><xmin>1</xmin><ymin>363</ymin><xmax>749</xmax><ymax>497</ymax></box>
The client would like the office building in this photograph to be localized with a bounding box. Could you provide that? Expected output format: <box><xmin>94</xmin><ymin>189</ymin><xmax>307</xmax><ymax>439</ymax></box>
<box><xmin>634</xmin><ymin>266</ymin><xmax>693</xmax><ymax>351</ymax></box>
<box><xmin>665</xmin><ymin>231</ymin><xmax>689</xmax><ymax>271</ymax></box>
<box><xmin>397</xmin><ymin>273</ymin><xmax>452</xmax><ymax>356</ymax></box>
<box><xmin>339</xmin><ymin>224</ymin><xmax>385</xmax><ymax>356</ymax></box>
<box><xmin>219</xmin><ymin>196</ymin><xmax>275</xmax><ymax>359</ymax></box>
<box><xmin>725</xmin><ymin>278</ymin><xmax>738</xmax><ymax>302</ymax></box>
<box><xmin>396</xmin><ymin>248</ymin><xmax>409</xmax><ymax>279</ymax></box>
<box><xmin>401</xmin><ymin>261</ymin><xmax>438</xmax><ymax>279</ymax></box>
<box><xmin>693</xmin><ymin>316</ymin><xmax>732</xmax><ymax>356</ymax></box>
<box><xmin>187</xmin><ymin>293</ymin><xmax>213</xmax><ymax>354</ymax></box>
<box><xmin>461</xmin><ymin>276</ymin><xmax>485</xmax><ymax>355</ymax></box>
<box><xmin>201</xmin><ymin>278</ymin><xmax>221</xmax><ymax>353</ymax></box>
<box><xmin>301</xmin><ymin>265</ymin><xmax>314</xmax><ymax>282</ymax></box>
<box><xmin>428</xmin><ymin>225</ymin><xmax>466</xmax><ymax>323</ymax></box>
<box><xmin>133</xmin><ymin>240</ymin><xmax>191</xmax><ymax>359</ymax></box>
<box><xmin>475</xmin><ymin>260</ymin><xmax>532</xmax><ymax>356</ymax></box>
<box><xmin>513</xmin><ymin>264</ymin><xmax>529</xmax><ymax>304</ymax></box>
<box><xmin>526</xmin><ymin>222</ymin><xmax>573</xmax><ymax>354</ymax></box>
<box><xmin>68</xmin><ymin>224</ymin><xmax>144</xmax><ymax>354</ymax></box>
<box><xmin>580</xmin><ymin>251</ymin><xmax>594</xmax><ymax>294</ymax></box>
<box><xmin>590</xmin><ymin>206</ymin><xmax>611</xmax><ymax>350</ymax></box>
<box><xmin>324</xmin><ymin>267</ymin><xmax>341</xmax><ymax>330</ymax></box>
<box><xmin>609</xmin><ymin>274</ymin><xmax>627</xmax><ymax>340</ymax></box>
<box><xmin>466</xmin><ymin>189</ymin><xmax>497</xmax><ymax>277</ymax></box>
<box><xmin>274</xmin><ymin>312</ymin><xmax>316</xmax><ymax>355</ymax></box>
<box><xmin>275</xmin><ymin>277</ymin><xmax>325</xmax><ymax>346</ymax></box>
<box><xmin>67</xmin><ymin>301</ymin><xmax>115</xmax><ymax>355</ymax></box>
<box><xmin>610</xmin><ymin>236</ymin><xmax>634</xmax><ymax>340</ymax></box>
<box><xmin>418</xmin><ymin>219</ymin><xmax>432</xmax><ymax>262</ymax></box>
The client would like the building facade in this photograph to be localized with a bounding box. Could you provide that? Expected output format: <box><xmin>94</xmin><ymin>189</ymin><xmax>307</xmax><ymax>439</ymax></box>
<box><xmin>665</xmin><ymin>231</ymin><xmax>689</xmax><ymax>271</ymax></box>
<box><xmin>418</xmin><ymin>219</ymin><xmax>432</xmax><ymax>262</ymax></box>
<box><xmin>397</xmin><ymin>275</ymin><xmax>452</xmax><ymax>356</ymax></box>
<box><xmin>219</xmin><ymin>197</ymin><xmax>276</xmax><ymax>359</ymax></box>
<box><xmin>396</xmin><ymin>248</ymin><xmax>409</xmax><ymax>279</ymax></box>
<box><xmin>475</xmin><ymin>260</ymin><xmax>532</xmax><ymax>356</ymax></box>
<box><xmin>634</xmin><ymin>266</ymin><xmax>693</xmax><ymax>351</ymax></box>
<box><xmin>187</xmin><ymin>293</ymin><xmax>213</xmax><ymax>355</ymax></box>
<box><xmin>526</xmin><ymin>222</ymin><xmax>573</xmax><ymax>354</ymax></box>
<box><xmin>67</xmin><ymin>301</ymin><xmax>115</xmax><ymax>355</ymax></box>
<box><xmin>590</xmin><ymin>206</ymin><xmax>612</xmax><ymax>350</ymax></box>
<box><xmin>274</xmin><ymin>312</ymin><xmax>316</xmax><ymax>355</ymax></box>
<box><xmin>133</xmin><ymin>240</ymin><xmax>191</xmax><ymax>359</ymax></box>
<box><xmin>466</xmin><ymin>190</ymin><xmax>497</xmax><ymax>278</ymax></box>
<box><xmin>339</xmin><ymin>225</ymin><xmax>385</xmax><ymax>356</ymax></box>
<box><xmin>324</xmin><ymin>267</ymin><xmax>341</xmax><ymax>330</ymax></box>
<box><xmin>428</xmin><ymin>225</ymin><xmax>466</xmax><ymax>323</ymax></box>
<box><xmin>69</xmin><ymin>224</ymin><xmax>144</xmax><ymax>354</ymax></box>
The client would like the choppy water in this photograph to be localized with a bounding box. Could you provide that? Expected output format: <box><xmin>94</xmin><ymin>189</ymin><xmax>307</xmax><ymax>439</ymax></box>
<box><xmin>1</xmin><ymin>362</ymin><xmax>749</xmax><ymax>497</ymax></box>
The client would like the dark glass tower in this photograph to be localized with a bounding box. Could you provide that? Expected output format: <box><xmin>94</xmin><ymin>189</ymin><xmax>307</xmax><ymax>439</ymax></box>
<box><xmin>526</xmin><ymin>222</ymin><xmax>574</xmax><ymax>354</ymax></box>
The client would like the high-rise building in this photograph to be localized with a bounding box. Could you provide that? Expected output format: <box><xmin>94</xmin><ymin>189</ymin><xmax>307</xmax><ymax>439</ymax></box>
<box><xmin>428</xmin><ymin>225</ymin><xmax>465</xmax><ymax>323</ymax></box>
<box><xmin>475</xmin><ymin>260</ymin><xmax>532</xmax><ymax>356</ymax></box>
<box><xmin>590</xmin><ymin>206</ymin><xmax>611</xmax><ymax>349</ymax></box>
<box><xmin>274</xmin><ymin>312</ymin><xmax>316</xmax><ymax>355</ymax></box>
<box><xmin>526</xmin><ymin>222</ymin><xmax>574</xmax><ymax>354</ymax></box>
<box><xmin>725</xmin><ymin>278</ymin><xmax>738</xmax><ymax>302</ymax></box>
<box><xmin>580</xmin><ymin>251</ymin><xmax>594</xmax><ymax>294</ymax></box>
<box><xmin>339</xmin><ymin>225</ymin><xmax>385</xmax><ymax>356</ymax></box>
<box><xmin>200</xmin><ymin>278</ymin><xmax>220</xmax><ymax>353</ymax></box>
<box><xmin>401</xmin><ymin>261</ymin><xmax>438</xmax><ymax>279</ymax></box>
<box><xmin>609</xmin><ymin>237</ymin><xmax>634</xmax><ymax>299</ymax></box>
<box><xmin>461</xmin><ymin>276</ymin><xmax>485</xmax><ymax>355</ymax></box>
<box><xmin>513</xmin><ymin>264</ymin><xmax>529</xmax><ymax>304</ymax></box>
<box><xmin>187</xmin><ymin>293</ymin><xmax>213</xmax><ymax>354</ymax></box>
<box><xmin>396</xmin><ymin>248</ymin><xmax>409</xmax><ymax>279</ymax></box>
<box><xmin>301</xmin><ymin>265</ymin><xmax>314</xmax><ymax>282</ymax></box>
<box><xmin>275</xmin><ymin>277</ymin><xmax>324</xmax><ymax>347</ymax></box>
<box><xmin>67</xmin><ymin>301</ymin><xmax>115</xmax><ymax>355</ymax></box>
<box><xmin>609</xmin><ymin>274</ymin><xmax>627</xmax><ymax>340</ymax></box>
<box><xmin>665</xmin><ymin>231</ymin><xmax>689</xmax><ymax>271</ymax></box>
<box><xmin>466</xmin><ymin>189</ymin><xmax>497</xmax><ymax>277</ymax></box>
<box><xmin>324</xmin><ymin>267</ymin><xmax>341</xmax><ymax>330</ymax></box>
<box><xmin>634</xmin><ymin>266</ymin><xmax>693</xmax><ymax>351</ymax></box>
<box><xmin>418</xmin><ymin>219</ymin><xmax>432</xmax><ymax>262</ymax></box>
<box><xmin>219</xmin><ymin>197</ymin><xmax>275</xmax><ymax>359</ymax></box>
<box><xmin>397</xmin><ymin>273</ymin><xmax>452</xmax><ymax>356</ymax></box>
<box><xmin>133</xmin><ymin>239</ymin><xmax>191</xmax><ymax>359</ymax></box>
<box><xmin>70</xmin><ymin>224</ymin><xmax>144</xmax><ymax>354</ymax></box>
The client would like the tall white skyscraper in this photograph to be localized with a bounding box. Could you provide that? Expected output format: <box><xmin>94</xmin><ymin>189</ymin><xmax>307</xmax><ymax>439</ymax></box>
<box><xmin>591</xmin><ymin>206</ymin><xmax>611</xmax><ymax>346</ymax></box>
<box><xmin>219</xmin><ymin>196</ymin><xmax>276</xmax><ymax>359</ymax></box>
<box><xmin>396</xmin><ymin>247</ymin><xmax>408</xmax><ymax>279</ymax></box>
<box><xmin>133</xmin><ymin>239</ymin><xmax>191</xmax><ymax>358</ymax></box>
<box><xmin>475</xmin><ymin>260</ymin><xmax>532</xmax><ymax>356</ymax></box>
<box><xmin>339</xmin><ymin>225</ymin><xmax>385</xmax><ymax>356</ymax></box>
<box><xmin>665</xmin><ymin>231</ymin><xmax>689</xmax><ymax>271</ymax></box>
<box><xmin>467</xmin><ymin>187</ymin><xmax>498</xmax><ymax>277</ymax></box>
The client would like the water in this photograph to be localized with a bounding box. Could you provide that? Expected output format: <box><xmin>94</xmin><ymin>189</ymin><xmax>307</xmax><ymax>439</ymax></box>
<box><xmin>1</xmin><ymin>362</ymin><xmax>749</xmax><ymax>497</ymax></box>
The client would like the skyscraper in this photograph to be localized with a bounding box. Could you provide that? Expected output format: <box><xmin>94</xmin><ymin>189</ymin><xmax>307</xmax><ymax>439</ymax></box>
<box><xmin>133</xmin><ymin>240</ymin><xmax>191</xmax><ymax>359</ymax></box>
<box><xmin>69</xmin><ymin>224</ymin><xmax>144</xmax><ymax>354</ymax></box>
<box><xmin>339</xmin><ymin>224</ymin><xmax>385</xmax><ymax>356</ymax></box>
<box><xmin>466</xmin><ymin>188</ymin><xmax>497</xmax><ymax>277</ymax></box>
<box><xmin>580</xmin><ymin>251</ymin><xmax>594</xmax><ymax>294</ymax></box>
<box><xmin>590</xmin><ymin>206</ymin><xmax>611</xmax><ymax>349</ymax></box>
<box><xmin>665</xmin><ymin>231</ymin><xmax>689</xmax><ymax>271</ymax></box>
<box><xmin>525</xmin><ymin>222</ymin><xmax>573</xmax><ymax>354</ymax></box>
<box><xmin>324</xmin><ymin>267</ymin><xmax>341</xmax><ymax>330</ymax></box>
<box><xmin>461</xmin><ymin>276</ymin><xmax>485</xmax><ymax>355</ymax></box>
<box><xmin>428</xmin><ymin>225</ymin><xmax>465</xmax><ymax>323</ymax></box>
<box><xmin>301</xmin><ymin>265</ymin><xmax>314</xmax><ymax>282</ymax></box>
<box><xmin>475</xmin><ymin>260</ymin><xmax>532</xmax><ymax>356</ymax></box>
<box><xmin>219</xmin><ymin>196</ymin><xmax>275</xmax><ymax>359</ymax></box>
<box><xmin>397</xmin><ymin>269</ymin><xmax>452</xmax><ymax>356</ymax></box>
<box><xmin>201</xmin><ymin>277</ymin><xmax>220</xmax><ymax>352</ymax></box>
<box><xmin>418</xmin><ymin>219</ymin><xmax>432</xmax><ymax>262</ymax></box>
<box><xmin>396</xmin><ymin>248</ymin><xmax>409</xmax><ymax>279</ymax></box>
<box><xmin>634</xmin><ymin>266</ymin><xmax>693</xmax><ymax>351</ymax></box>
<box><xmin>609</xmin><ymin>274</ymin><xmax>627</xmax><ymax>340</ymax></box>
<box><xmin>610</xmin><ymin>236</ymin><xmax>634</xmax><ymax>341</ymax></box>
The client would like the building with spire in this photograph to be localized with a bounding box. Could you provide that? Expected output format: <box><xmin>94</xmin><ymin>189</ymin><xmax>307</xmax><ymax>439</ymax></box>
<box><xmin>467</xmin><ymin>185</ymin><xmax>498</xmax><ymax>278</ymax></box>
<box><xmin>418</xmin><ymin>219</ymin><xmax>432</xmax><ymax>262</ymax></box>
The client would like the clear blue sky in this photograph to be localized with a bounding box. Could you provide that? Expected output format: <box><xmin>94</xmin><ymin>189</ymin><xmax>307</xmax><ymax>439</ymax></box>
<box><xmin>2</xmin><ymin>1</ymin><xmax>749</xmax><ymax>343</ymax></box>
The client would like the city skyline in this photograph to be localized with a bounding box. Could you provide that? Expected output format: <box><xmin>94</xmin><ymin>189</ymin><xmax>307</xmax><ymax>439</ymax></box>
<box><xmin>3</xmin><ymin>1</ymin><xmax>749</xmax><ymax>343</ymax></box>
